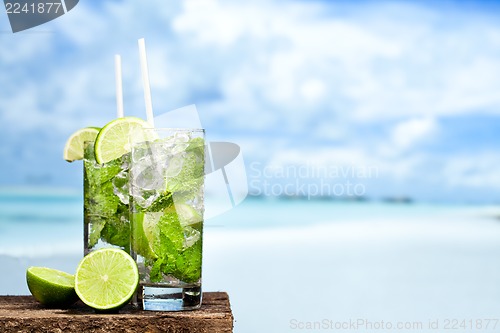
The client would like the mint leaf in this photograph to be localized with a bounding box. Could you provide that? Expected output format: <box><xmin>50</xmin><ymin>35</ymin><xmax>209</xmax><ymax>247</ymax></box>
<box><xmin>149</xmin><ymin>258</ymin><xmax>165</xmax><ymax>282</ymax></box>
<box><xmin>145</xmin><ymin>191</ymin><xmax>173</xmax><ymax>213</ymax></box>
<box><xmin>84</xmin><ymin>144</ymin><xmax>122</xmax><ymax>186</ymax></box>
<box><xmin>86</xmin><ymin>181</ymin><xmax>119</xmax><ymax>216</ymax></box>
<box><xmin>166</xmin><ymin>138</ymin><xmax>204</xmax><ymax>197</ymax></box>
<box><xmin>175</xmin><ymin>239</ymin><xmax>202</xmax><ymax>283</ymax></box>
<box><xmin>158</xmin><ymin>211</ymin><xmax>184</xmax><ymax>250</ymax></box>
<box><xmin>100</xmin><ymin>205</ymin><xmax>130</xmax><ymax>249</ymax></box>
<box><xmin>145</xmin><ymin>208</ymin><xmax>202</xmax><ymax>283</ymax></box>
<box><xmin>87</xmin><ymin>217</ymin><xmax>105</xmax><ymax>248</ymax></box>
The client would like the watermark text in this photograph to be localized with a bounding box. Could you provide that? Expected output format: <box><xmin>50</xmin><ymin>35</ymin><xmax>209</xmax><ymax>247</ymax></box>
<box><xmin>249</xmin><ymin>162</ymin><xmax>379</xmax><ymax>199</ymax></box>
<box><xmin>289</xmin><ymin>318</ymin><xmax>499</xmax><ymax>330</ymax></box>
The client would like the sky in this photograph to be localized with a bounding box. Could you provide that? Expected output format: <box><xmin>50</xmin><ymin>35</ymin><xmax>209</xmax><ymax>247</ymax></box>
<box><xmin>1</xmin><ymin>0</ymin><xmax>500</xmax><ymax>203</ymax></box>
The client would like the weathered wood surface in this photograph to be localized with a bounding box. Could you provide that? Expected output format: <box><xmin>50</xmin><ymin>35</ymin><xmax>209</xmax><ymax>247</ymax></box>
<box><xmin>0</xmin><ymin>292</ymin><xmax>233</xmax><ymax>333</ymax></box>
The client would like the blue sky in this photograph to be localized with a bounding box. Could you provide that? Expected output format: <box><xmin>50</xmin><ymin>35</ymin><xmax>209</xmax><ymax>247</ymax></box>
<box><xmin>1</xmin><ymin>0</ymin><xmax>500</xmax><ymax>202</ymax></box>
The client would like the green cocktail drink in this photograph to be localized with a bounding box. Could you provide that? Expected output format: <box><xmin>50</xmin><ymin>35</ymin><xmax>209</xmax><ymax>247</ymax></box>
<box><xmin>130</xmin><ymin>128</ymin><xmax>204</xmax><ymax>311</ymax></box>
<box><xmin>81</xmin><ymin>117</ymin><xmax>151</xmax><ymax>255</ymax></box>
<box><xmin>83</xmin><ymin>142</ymin><xmax>130</xmax><ymax>254</ymax></box>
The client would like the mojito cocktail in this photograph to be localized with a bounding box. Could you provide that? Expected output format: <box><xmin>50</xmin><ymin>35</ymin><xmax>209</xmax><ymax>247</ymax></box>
<box><xmin>82</xmin><ymin>117</ymin><xmax>152</xmax><ymax>255</ymax></box>
<box><xmin>83</xmin><ymin>142</ymin><xmax>130</xmax><ymax>254</ymax></box>
<box><xmin>130</xmin><ymin>129</ymin><xmax>204</xmax><ymax>311</ymax></box>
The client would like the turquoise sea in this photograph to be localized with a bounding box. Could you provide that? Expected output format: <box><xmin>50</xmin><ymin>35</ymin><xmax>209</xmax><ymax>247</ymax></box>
<box><xmin>2</xmin><ymin>188</ymin><xmax>500</xmax><ymax>332</ymax></box>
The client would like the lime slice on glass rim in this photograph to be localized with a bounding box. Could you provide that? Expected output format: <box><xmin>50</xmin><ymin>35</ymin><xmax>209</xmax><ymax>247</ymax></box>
<box><xmin>26</xmin><ymin>266</ymin><xmax>78</xmax><ymax>308</ymax></box>
<box><xmin>63</xmin><ymin>127</ymin><xmax>100</xmax><ymax>162</ymax></box>
<box><xmin>75</xmin><ymin>248</ymin><xmax>139</xmax><ymax>311</ymax></box>
<box><xmin>94</xmin><ymin>117</ymin><xmax>154</xmax><ymax>164</ymax></box>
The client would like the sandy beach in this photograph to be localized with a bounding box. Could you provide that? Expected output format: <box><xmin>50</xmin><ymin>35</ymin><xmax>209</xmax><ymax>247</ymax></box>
<box><xmin>202</xmin><ymin>217</ymin><xmax>500</xmax><ymax>332</ymax></box>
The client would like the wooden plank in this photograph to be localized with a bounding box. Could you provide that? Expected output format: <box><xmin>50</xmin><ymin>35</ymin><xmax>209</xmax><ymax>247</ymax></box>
<box><xmin>0</xmin><ymin>292</ymin><xmax>233</xmax><ymax>333</ymax></box>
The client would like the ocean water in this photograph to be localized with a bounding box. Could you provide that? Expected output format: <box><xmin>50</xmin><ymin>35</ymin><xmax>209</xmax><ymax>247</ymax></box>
<box><xmin>2</xmin><ymin>188</ymin><xmax>500</xmax><ymax>333</ymax></box>
<box><xmin>0</xmin><ymin>189</ymin><xmax>82</xmax><ymax>257</ymax></box>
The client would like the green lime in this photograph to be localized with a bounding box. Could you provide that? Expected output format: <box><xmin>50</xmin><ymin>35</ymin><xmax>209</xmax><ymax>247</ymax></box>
<box><xmin>176</xmin><ymin>203</ymin><xmax>203</xmax><ymax>227</ymax></box>
<box><xmin>94</xmin><ymin>117</ymin><xmax>153</xmax><ymax>164</ymax></box>
<box><xmin>63</xmin><ymin>127</ymin><xmax>100</xmax><ymax>162</ymax></box>
<box><xmin>74</xmin><ymin>248</ymin><xmax>139</xmax><ymax>311</ymax></box>
<box><xmin>135</xmin><ymin>205</ymin><xmax>201</xmax><ymax>258</ymax></box>
<box><xmin>26</xmin><ymin>266</ymin><xmax>78</xmax><ymax>308</ymax></box>
<box><xmin>132</xmin><ymin>212</ymin><xmax>158</xmax><ymax>260</ymax></box>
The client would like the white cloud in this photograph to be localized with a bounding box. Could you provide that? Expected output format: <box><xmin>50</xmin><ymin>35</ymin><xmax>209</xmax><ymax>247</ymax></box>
<box><xmin>299</xmin><ymin>79</ymin><xmax>326</xmax><ymax>103</ymax></box>
<box><xmin>173</xmin><ymin>0</ymin><xmax>251</xmax><ymax>46</ymax></box>
<box><xmin>170</xmin><ymin>0</ymin><xmax>500</xmax><ymax>129</ymax></box>
<box><xmin>436</xmin><ymin>57</ymin><xmax>500</xmax><ymax>114</ymax></box>
<box><xmin>391</xmin><ymin>117</ymin><xmax>438</xmax><ymax>151</ymax></box>
<box><xmin>443</xmin><ymin>153</ymin><xmax>500</xmax><ymax>188</ymax></box>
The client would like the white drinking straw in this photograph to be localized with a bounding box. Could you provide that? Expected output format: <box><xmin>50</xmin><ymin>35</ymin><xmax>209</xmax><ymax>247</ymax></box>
<box><xmin>138</xmin><ymin>38</ymin><xmax>155</xmax><ymax>127</ymax></box>
<box><xmin>114</xmin><ymin>54</ymin><xmax>124</xmax><ymax>118</ymax></box>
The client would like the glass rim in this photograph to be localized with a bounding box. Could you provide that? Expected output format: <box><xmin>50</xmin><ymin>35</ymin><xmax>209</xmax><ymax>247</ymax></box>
<box><xmin>82</xmin><ymin>128</ymin><xmax>205</xmax><ymax>145</ymax></box>
<box><xmin>142</xmin><ymin>127</ymin><xmax>205</xmax><ymax>132</ymax></box>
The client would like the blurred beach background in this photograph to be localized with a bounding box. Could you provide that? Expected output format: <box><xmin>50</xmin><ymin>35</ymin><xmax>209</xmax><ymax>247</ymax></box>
<box><xmin>2</xmin><ymin>1</ymin><xmax>500</xmax><ymax>332</ymax></box>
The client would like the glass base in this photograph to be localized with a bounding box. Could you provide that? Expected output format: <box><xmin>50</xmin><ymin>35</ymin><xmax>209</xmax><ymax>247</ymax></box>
<box><xmin>135</xmin><ymin>285</ymin><xmax>202</xmax><ymax>311</ymax></box>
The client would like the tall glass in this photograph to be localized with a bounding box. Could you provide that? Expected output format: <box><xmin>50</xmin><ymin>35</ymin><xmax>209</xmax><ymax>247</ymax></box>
<box><xmin>83</xmin><ymin>141</ymin><xmax>131</xmax><ymax>255</ymax></box>
<box><xmin>130</xmin><ymin>128</ymin><xmax>205</xmax><ymax>311</ymax></box>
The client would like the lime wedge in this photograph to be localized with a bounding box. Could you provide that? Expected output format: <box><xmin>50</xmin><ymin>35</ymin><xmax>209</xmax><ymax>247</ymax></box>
<box><xmin>26</xmin><ymin>266</ymin><xmax>78</xmax><ymax>308</ymax></box>
<box><xmin>176</xmin><ymin>203</ymin><xmax>203</xmax><ymax>227</ymax></box>
<box><xmin>132</xmin><ymin>212</ymin><xmax>158</xmax><ymax>260</ymax></box>
<box><xmin>75</xmin><ymin>248</ymin><xmax>139</xmax><ymax>311</ymax></box>
<box><xmin>94</xmin><ymin>117</ymin><xmax>152</xmax><ymax>164</ymax></box>
<box><xmin>63</xmin><ymin>127</ymin><xmax>100</xmax><ymax>162</ymax></box>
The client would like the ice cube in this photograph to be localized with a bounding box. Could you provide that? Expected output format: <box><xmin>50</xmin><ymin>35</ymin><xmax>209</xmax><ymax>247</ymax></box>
<box><xmin>135</xmin><ymin>165</ymin><xmax>164</xmax><ymax>190</ymax></box>
<box><xmin>174</xmin><ymin>132</ymin><xmax>190</xmax><ymax>143</ymax></box>
<box><xmin>183</xmin><ymin>226</ymin><xmax>200</xmax><ymax>249</ymax></box>
<box><xmin>131</xmin><ymin>187</ymin><xmax>160</xmax><ymax>209</ymax></box>
<box><xmin>112</xmin><ymin>169</ymin><xmax>129</xmax><ymax>205</ymax></box>
<box><xmin>172</xmin><ymin>144</ymin><xmax>189</xmax><ymax>155</ymax></box>
<box><xmin>166</xmin><ymin>133</ymin><xmax>190</xmax><ymax>154</ymax></box>
<box><xmin>132</xmin><ymin>142</ymin><xmax>161</xmax><ymax>163</ymax></box>
<box><xmin>129</xmin><ymin>151</ymin><xmax>166</xmax><ymax>209</ymax></box>
<box><xmin>165</xmin><ymin>154</ymin><xmax>184</xmax><ymax>178</ymax></box>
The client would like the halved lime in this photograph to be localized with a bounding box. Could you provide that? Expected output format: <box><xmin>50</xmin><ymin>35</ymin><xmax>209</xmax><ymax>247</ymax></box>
<box><xmin>74</xmin><ymin>248</ymin><xmax>139</xmax><ymax>311</ymax></box>
<box><xmin>26</xmin><ymin>266</ymin><xmax>78</xmax><ymax>308</ymax></box>
<box><xmin>94</xmin><ymin>117</ymin><xmax>152</xmax><ymax>164</ymax></box>
<box><xmin>63</xmin><ymin>127</ymin><xmax>100</xmax><ymax>162</ymax></box>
